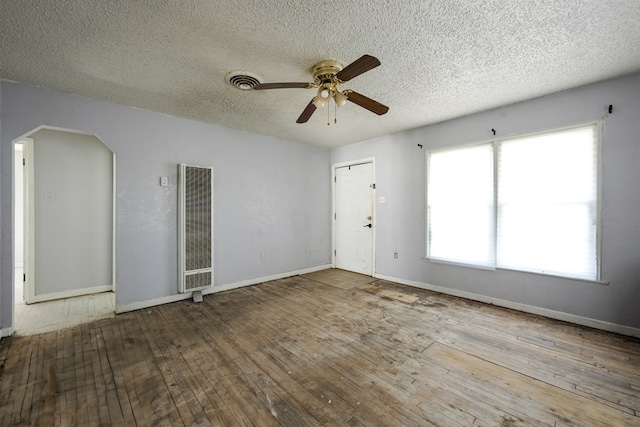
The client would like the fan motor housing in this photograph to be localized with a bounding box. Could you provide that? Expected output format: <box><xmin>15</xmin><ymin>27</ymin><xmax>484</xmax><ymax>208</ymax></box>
<box><xmin>312</xmin><ymin>60</ymin><xmax>343</xmax><ymax>84</ymax></box>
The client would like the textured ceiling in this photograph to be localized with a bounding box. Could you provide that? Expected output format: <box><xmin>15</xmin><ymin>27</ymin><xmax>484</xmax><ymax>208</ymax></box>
<box><xmin>1</xmin><ymin>1</ymin><xmax>640</xmax><ymax>148</ymax></box>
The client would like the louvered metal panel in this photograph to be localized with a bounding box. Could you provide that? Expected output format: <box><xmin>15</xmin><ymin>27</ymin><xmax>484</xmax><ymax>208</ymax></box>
<box><xmin>179</xmin><ymin>164</ymin><xmax>213</xmax><ymax>293</ymax></box>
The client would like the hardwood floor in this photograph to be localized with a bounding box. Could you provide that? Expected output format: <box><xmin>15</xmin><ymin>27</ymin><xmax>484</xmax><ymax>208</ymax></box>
<box><xmin>1</xmin><ymin>269</ymin><xmax>639</xmax><ymax>426</ymax></box>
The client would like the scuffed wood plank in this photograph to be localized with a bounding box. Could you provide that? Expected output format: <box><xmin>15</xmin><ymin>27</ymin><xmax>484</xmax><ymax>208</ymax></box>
<box><xmin>423</xmin><ymin>342</ymin><xmax>640</xmax><ymax>426</ymax></box>
<box><xmin>360</xmin><ymin>284</ymin><xmax>420</xmax><ymax>303</ymax></box>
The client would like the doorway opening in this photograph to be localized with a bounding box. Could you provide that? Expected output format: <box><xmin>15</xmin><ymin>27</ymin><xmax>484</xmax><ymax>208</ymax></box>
<box><xmin>13</xmin><ymin>128</ymin><xmax>116</xmax><ymax>335</ymax></box>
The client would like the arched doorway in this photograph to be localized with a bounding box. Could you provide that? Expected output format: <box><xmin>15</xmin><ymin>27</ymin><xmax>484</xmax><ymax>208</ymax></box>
<box><xmin>14</xmin><ymin>127</ymin><xmax>116</xmax><ymax>334</ymax></box>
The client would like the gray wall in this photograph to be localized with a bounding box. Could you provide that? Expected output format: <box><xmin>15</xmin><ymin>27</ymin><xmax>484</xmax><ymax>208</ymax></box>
<box><xmin>0</xmin><ymin>81</ymin><xmax>332</xmax><ymax>329</ymax></box>
<box><xmin>332</xmin><ymin>72</ymin><xmax>640</xmax><ymax>330</ymax></box>
<box><xmin>31</xmin><ymin>129</ymin><xmax>113</xmax><ymax>296</ymax></box>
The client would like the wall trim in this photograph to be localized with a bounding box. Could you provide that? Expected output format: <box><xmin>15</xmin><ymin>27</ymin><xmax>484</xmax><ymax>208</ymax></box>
<box><xmin>1</xmin><ymin>327</ymin><xmax>14</xmax><ymax>338</ymax></box>
<box><xmin>116</xmin><ymin>264</ymin><xmax>332</xmax><ymax>314</ymax></box>
<box><xmin>29</xmin><ymin>285</ymin><xmax>113</xmax><ymax>304</ymax></box>
<box><xmin>375</xmin><ymin>273</ymin><xmax>640</xmax><ymax>339</ymax></box>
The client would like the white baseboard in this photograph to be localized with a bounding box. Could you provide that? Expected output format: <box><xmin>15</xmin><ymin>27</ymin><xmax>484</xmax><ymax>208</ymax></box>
<box><xmin>29</xmin><ymin>285</ymin><xmax>113</xmax><ymax>304</ymax></box>
<box><xmin>1</xmin><ymin>326</ymin><xmax>14</xmax><ymax>338</ymax></box>
<box><xmin>116</xmin><ymin>264</ymin><xmax>332</xmax><ymax>314</ymax></box>
<box><xmin>375</xmin><ymin>273</ymin><xmax>640</xmax><ymax>339</ymax></box>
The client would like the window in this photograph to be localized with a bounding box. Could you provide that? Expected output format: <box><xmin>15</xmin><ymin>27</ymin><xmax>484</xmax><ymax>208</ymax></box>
<box><xmin>426</xmin><ymin>123</ymin><xmax>599</xmax><ymax>281</ymax></box>
<box><xmin>427</xmin><ymin>143</ymin><xmax>495</xmax><ymax>268</ymax></box>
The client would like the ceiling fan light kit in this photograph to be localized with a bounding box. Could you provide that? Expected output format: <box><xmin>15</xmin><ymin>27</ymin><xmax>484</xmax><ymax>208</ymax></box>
<box><xmin>253</xmin><ymin>55</ymin><xmax>389</xmax><ymax>124</ymax></box>
<box><xmin>312</xmin><ymin>95</ymin><xmax>327</xmax><ymax>109</ymax></box>
<box><xmin>318</xmin><ymin>87</ymin><xmax>331</xmax><ymax>100</ymax></box>
<box><xmin>334</xmin><ymin>90</ymin><xmax>348</xmax><ymax>107</ymax></box>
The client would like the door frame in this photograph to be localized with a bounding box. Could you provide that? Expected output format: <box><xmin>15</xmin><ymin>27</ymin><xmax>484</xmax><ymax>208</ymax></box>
<box><xmin>14</xmin><ymin>126</ymin><xmax>117</xmax><ymax>307</ymax></box>
<box><xmin>21</xmin><ymin>137</ymin><xmax>35</xmax><ymax>304</ymax></box>
<box><xmin>331</xmin><ymin>157</ymin><xmax>376</xmax><ymax>276</ymax></box>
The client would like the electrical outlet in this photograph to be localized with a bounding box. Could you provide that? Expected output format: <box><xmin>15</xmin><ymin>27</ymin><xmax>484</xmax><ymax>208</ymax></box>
<box><xmin>378</xmin><ymin>196</ymin><xmax>386</xmax><ymax>204</ymax></box>
<box><xmin>394</xmin><ymin>252</ymin><xmax>398</xmax><ymax>259</ymax></box>
<box><xmin>305</xmin><ymin>246</ymin><xmax>310</xmax><ymax>254</ymax></box>
<box><xmin>261</xmin><ymin>251</ymin><xmax>267</xmax><ymax>261</ymax></box>
<box><xmin>160</xmin><ymin>176</ymin><xmax>168</xmax><ymax>187</ymax></box>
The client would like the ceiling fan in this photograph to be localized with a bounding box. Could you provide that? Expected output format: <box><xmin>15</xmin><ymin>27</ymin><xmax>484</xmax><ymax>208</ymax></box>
<box><xmin>253</xmin><ymin>55</ymin><xmax>389</xmax><ymax>124</ymax></box>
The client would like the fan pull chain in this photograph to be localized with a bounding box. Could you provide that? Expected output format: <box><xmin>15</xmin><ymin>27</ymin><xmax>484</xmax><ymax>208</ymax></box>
<box><xmin>327</xmin><ymin>100</ymin><xmax>330</xmax><ymax>126</ymax></box>
<box><xmin>324</xmin><ymin>97</ymin><xmax>338</xmax><ymax>126</ymax></box>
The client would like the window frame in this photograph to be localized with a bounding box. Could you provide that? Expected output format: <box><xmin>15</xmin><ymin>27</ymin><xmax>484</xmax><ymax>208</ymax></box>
<box><xmin>425</xmin><ymin>121</ymin><xmax>604</xmax><ymax>283</ymax></box>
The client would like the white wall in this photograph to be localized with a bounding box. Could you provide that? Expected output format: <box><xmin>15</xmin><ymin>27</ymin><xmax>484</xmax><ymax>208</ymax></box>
<box><xmin>31</xmin><ymin>129</ymin><xmax>113</xmax><ymax>296</ymax></box>
<box><xmin>0</xmin><ymin>81</ymin><xmax>332</xmax><ymax>330</ymax></box>
<box><xmin>332</xmin><ymin>72</ymin><xmax>640</xmax><ymax>331</ymax></box>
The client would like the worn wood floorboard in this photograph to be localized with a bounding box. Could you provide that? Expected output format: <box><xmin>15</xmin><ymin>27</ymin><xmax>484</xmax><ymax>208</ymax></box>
<box><xmin>1</xmin><ymin>269</ymin><xmax>639</xmax><ymax>426</ymax></box>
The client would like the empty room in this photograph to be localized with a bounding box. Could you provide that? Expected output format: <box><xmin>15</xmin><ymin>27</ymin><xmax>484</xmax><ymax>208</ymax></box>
<box><xmin>1</xmin><ymin>1</ymin><xmax>639</xmax><ymax>426</ymax></box>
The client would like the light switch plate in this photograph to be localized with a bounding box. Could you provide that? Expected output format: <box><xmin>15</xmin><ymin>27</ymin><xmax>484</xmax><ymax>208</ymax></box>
<box><xmin>378</xmin><ymin>196</ymin><xmax>386</xmax><ymax>204</ymax></box>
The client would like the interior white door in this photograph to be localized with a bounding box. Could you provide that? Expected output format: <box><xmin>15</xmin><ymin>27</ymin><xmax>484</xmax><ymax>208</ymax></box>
<box><xmin>335</xmin><ymin>162</ymin><xmax>374</xmax><ymax>275</ymax></box>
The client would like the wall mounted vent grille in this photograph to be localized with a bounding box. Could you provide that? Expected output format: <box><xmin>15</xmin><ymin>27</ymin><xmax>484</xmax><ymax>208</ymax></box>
<box><xmin>178</xmin><ymin>164</ymin><xmax>214</xmax><ymax>293</ymax></box>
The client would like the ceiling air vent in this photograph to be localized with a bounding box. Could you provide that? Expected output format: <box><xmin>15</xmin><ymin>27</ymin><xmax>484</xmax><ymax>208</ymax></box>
<box><xmin>225</xmin><ymin>71</ymin><xmax>262</xmax><ymax>90</ymax></box>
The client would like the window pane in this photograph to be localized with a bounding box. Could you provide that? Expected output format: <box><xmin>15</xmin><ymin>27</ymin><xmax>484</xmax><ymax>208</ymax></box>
<box><xmin>496</xmin><ymin>125</ymin><xmax>597</xmax><ymax>279</ymax></box>
<box><xmin>427</xmin><ymin>144</ymin><xmax>494</xmax><ymax>267</ymax></box>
